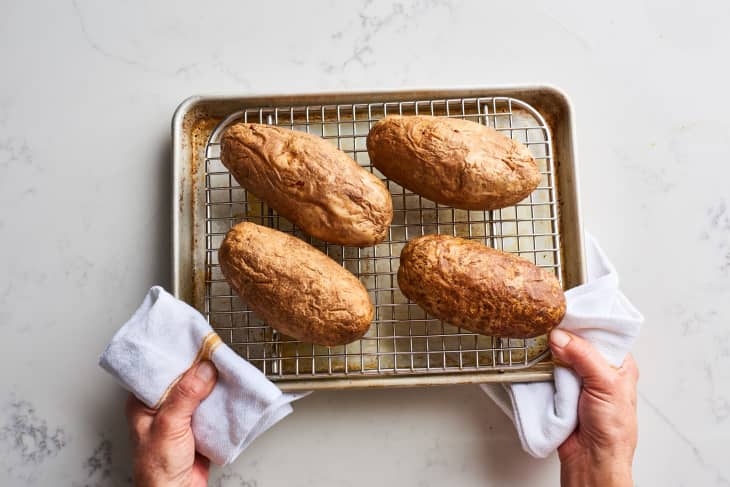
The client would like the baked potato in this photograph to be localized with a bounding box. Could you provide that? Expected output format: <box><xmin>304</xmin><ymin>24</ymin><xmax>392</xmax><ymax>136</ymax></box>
<box><xmin>397</xmin><ymin>234</ymin><xmax>565</xmax><ymax>337</ymax></box>
<box><xmin>218</xmin><ymin>222</ymin><xmax>373</xmax><ymax>346</ymax></box>
<box><xmin>367</xmin><ymin>115</ymin><xmax>541</xmax><ymax>210</ymax></box>
<box><xmin>221</xmin><ymin>123</ymin><xmax>393</xmax><ymax>246</ymax></box>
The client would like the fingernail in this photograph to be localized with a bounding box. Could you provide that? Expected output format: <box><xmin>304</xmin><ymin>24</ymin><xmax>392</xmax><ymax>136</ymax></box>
<box><xmin>550</xmin><ymin>329</ymin><xmax>571</xmax><ymax>348</ymax></box>
<box><xmin>195</xmin><ymin>361</ymin><xmax>216</xmax><ymax>382</ymax></box>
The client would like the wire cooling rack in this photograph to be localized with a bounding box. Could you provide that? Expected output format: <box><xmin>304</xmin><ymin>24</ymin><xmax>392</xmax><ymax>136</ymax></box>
<box><xmin>203</xmin><ymin>96</ymin><xmax>561</xmax><ymax>381</ymax></box>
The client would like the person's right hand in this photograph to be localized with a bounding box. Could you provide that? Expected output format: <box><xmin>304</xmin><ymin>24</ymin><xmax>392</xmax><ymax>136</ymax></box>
<box><xmin>549</xmin><ymin>329</ymin><xmax>639</xmax><ymax>487</ymax></box>
<box><xmin>126</xmin><ymin>360</ymin><xmax>218</xmax><ymax>487</ymax></box>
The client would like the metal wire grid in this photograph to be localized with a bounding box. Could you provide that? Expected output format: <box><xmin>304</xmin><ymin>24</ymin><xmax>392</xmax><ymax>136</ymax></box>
<box><xmin>203</xmin><ymin>96</ymin><xmax>561</xmax><ymax>381</ymax></box>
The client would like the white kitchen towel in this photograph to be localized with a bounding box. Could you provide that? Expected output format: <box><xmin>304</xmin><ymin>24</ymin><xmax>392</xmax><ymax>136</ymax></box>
<box><xmin>481</xmin><ymin>233</ymin><xmax>643</xmax><ymax>458</ymax></box>
<box><xmin>99</xmin><ymin>286</ymin><xmax>308</xmax><ymax>465</ymax></box>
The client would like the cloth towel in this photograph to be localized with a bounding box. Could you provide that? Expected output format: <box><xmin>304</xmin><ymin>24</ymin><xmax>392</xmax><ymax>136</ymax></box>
<box><xmin>481</xmin><ymin>233</ymin><xmax>643</xmax><ymax>458</ymax></box>
<box><xmin>99</xmin><ymin>286</ymin><xmax>308</xmax><ymax>465</ymax></box>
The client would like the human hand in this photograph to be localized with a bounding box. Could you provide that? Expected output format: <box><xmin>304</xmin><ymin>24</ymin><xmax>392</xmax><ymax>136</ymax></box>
<box><xmin>126</xmin><ymin>361</ymin><xmax>218</xmax><ymax>487</ymax></box>
<box><xmin>550</xmin><ymin>329</ymin><xmax>638</xmax><ymax>487</ymax></box>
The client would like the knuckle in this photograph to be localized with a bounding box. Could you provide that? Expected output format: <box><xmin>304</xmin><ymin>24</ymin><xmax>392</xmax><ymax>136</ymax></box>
<box><xmin>154</xmin><ymin>412</ymin><xmax>178</xmax><ymax>433</ymax></box>
<box><xmin>604</xmin><ymin>373</ymin><xmax>619</xmax><ymax>389</ymax></box>
<box><xmin>153</xmin><ymin>413</ymin><xmax>188</xmax><ymax>441</ymax></box>
<box><xmin>174</xmin><ymin>376</ymin><xmax>203</xmax><ymax>400</ymax></box>
<box><xmin>620</xmin><ymin>357</ymin><xmax>640</xmax><ymax>383</ymax></box>
<box><xmin>625</xmin><ymin>355</ymin><xmax>639</xmax><ymax>378</ymax></box>
<box><xmin>570</xmin><ymin>340</ymin><xmax>594</xmax><ymax>364</ymax></box>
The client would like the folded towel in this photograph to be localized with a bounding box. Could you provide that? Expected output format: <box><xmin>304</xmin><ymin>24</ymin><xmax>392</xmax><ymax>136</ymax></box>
<box><xmin>99</xmin><ymin>286</ymin><xmax>308</xmax><ymax>465</ymax></box>
<box><xmin>481</xmin><ymin>233</ymin><xmax>643</xmax><ymax>458</ymax></box>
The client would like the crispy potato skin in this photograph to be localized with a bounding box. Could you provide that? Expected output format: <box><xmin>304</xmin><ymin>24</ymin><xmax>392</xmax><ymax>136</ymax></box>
<box><xmin>367</xmin><ymin>115</ymin><xmax>541</xmax><ymax>210</ymax></box>
<box><xmin>219</xmin><ymin>222</ymin><xmax>373</xmax><ymax>346</ymax></box>
<box><xmin>221</xmin><ymin>123</ymin><xmax>393</xmax><ymax>246</ymax></box>
<box><xmin>397</xmin><ymin>234</ymin><xmax>565</xmax><ymax>338</ymax></box>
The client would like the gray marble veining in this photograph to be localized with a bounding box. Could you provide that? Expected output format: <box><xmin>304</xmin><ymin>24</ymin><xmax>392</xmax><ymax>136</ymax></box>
<box><xmin>0</xmin><ymin>399</ymin><xmax>66</xmax><ymax>482</ymax></box>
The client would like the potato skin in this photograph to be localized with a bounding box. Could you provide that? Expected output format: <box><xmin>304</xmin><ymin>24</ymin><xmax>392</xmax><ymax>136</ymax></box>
<box><xmin>219</xmin><ymin>222</ymin><xmax>373</xmax><ymax>346</ymax></box>
<box><xmin>398</xmin><ymin>235</ymin><xmax>565</xmax><ymax>338</ymax></box>
<box><xmin>221</xmin><ymin>123</ymin><xmax>393</xmax><ymax>246</ymax></box>
<box><xmin>367</xmin><ymin>115</ymin><xmax>541</xmax><ymax>210</ymax></box>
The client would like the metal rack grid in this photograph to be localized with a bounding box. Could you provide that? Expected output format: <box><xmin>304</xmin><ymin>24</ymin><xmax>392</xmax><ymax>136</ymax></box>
<box><xmin>203</xmin><ymin>96</ymin><xmax>561</xmax><ymax>381</ymax></box>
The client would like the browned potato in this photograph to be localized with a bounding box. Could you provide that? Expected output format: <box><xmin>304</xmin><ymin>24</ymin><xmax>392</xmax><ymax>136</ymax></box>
<box><xmin>398</xmin><ymin>234</ymin><xmax>565</xmax><ymax>338</ymax></box>
<box><xmin>367</xmin><ymin>115</ymin><xmax>541</xmax><ymax>210</ymax></box>
<box><xmin>218</xmin><ymin>222</ymin><xmax>373</xmax><ymax>346</ymax></box>
<box><xmin>221</xmin><ymin>123</ymin><xmax>393</xmax><ymax>246</ymax></box>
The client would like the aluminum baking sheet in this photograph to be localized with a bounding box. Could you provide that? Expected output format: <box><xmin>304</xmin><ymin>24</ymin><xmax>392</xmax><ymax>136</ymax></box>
<box><xmin>172</xmin><ymin>87</ymin><xmax>585</xmax><ymax>391</ymax></box>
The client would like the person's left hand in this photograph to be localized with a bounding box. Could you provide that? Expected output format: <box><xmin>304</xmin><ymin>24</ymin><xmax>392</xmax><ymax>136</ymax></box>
<box><xmin>126</xmin><ymin>360</ymin><xmax>218</xmax><ymax>487</ymax></box>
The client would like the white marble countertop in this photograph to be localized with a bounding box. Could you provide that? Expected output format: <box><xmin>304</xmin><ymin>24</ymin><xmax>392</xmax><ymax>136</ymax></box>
<box><xmin>1</xmin><ymin>1</ymin><xmax>729</xmax><ymax>485</ymax></box>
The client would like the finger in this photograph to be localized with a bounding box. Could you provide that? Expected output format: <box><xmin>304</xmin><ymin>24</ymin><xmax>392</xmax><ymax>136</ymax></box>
<box><xmin>195</xmin><ymin>452</ymin><xmax>210</xmax><ymax>467</ymax></box>
<box><xmin>619</xmin><ymin>353</ymin><xmax>640</xmax><ymax>383</ymax></box>
<box><xmin>156</xmin><ymin>361</ymin><xmax>217</xmax><ymax>433</ymax></box>
<box><xmin>125</xmin><ymin>394</ymin><xmax>155</xmax><ymax>440</ymax></box>
<box><xmin>549</xmin><ymin>329</ymin><xmax>613</xmax><ymax>385</ymax></box>
<box><xmin>192</xmin><ymin>453</ymin><xmax>212</xmax><ymax>485</ymax></box>
<box><xmin>126</xmin><ymin>394</ymin><xmax>156</xmax><ymax>421</ymax></box>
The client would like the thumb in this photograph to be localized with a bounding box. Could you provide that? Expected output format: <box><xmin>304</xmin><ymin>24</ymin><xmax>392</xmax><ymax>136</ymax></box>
<box><xmin>156</xmin><ymin>361</ymin><xmax>217</xmax><ymax>433</ymax></box>
<box><xmin>549</xmin><ymin>329</ymin><xmax>612</xmax><ymax>386</ymax></box>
